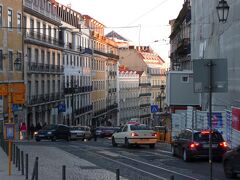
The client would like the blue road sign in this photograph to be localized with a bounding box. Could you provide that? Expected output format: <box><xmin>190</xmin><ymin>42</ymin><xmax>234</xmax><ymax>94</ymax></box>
<box><xmin>151</xmin><ymin>105</ymin><xmax>159</xmax><ymax>113</ymax></box>
<box><xmin>12</xmin><ymin>104</ymin><xmax>19</xmax><ymax>112</ymax></box>
<box><xmin>58</xmin><ymin>103</ymin><xmax>66</xmax><ymax>112</ymax></box>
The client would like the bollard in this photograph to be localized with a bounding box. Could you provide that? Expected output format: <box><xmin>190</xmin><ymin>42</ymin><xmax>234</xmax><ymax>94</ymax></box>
<box><xmin>13</xmin><ymin>144</ymin><xmax>15</xmax><ymax>164</ymax></box>
<box><xmin>21</xmin><ymin>151</ymin><xmax>24</xmax><ymax>175</ymax></box>
<box><xmin>15</xmin><ymin>147</ymin><xmax>18</xmax><ymax>168</ymax></box>
<box><xmin>62</xmin><ymin>165</ymin><xmax>66</xmax><ymax>180</ymax></box>
<box><xmin>116</xmin><ymin>169</ymin><xmax>120</xmax><ymax>180</ymax></box>
<box><xmin>170</xmin><ymin>175</ymin><xmax>174</xmax><ymax>180</ymax></box>
<box><xmin>26</xmin><ymin>153</ymin><xmax>28</xmax><ymax>180</ymax></box>
<box><xmin>18</xmin><ymin>148</ymin><xmax>20</xmax><ymax>171</ymax></box>
<box><xmin>35</xmin><ymin>157</ymin><xmax>38</xmax><ymax>180</ymax></box>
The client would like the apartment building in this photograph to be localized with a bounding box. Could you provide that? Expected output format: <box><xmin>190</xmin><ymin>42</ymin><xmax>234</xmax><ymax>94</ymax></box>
<box><xmin>118</xmin><ymin>66</ymin><xmax>140</xmax><ymax>125</ymax></box>
<box><xmin>56</xmin><ymin>3</ymin><xmax>92</xmax><ymax>126</ymax></box>
<box><xmin>119</xmin><ymin>45</ymin><xmax>166</xmax><ymax>125</ymax></box>
<box><xmin>83</xmin><ymin>15</ymin><xmax>119</xmax><ymax>126</ymax></box>
<box><xmin>23</xmin><ymin>0</ymin><xmax>64</xmax><ymax>127</ymax></box>
<box><xmin>0</xmin><ymin>0</ymin><xmax>24</xmax><ymax>125</ymax></box>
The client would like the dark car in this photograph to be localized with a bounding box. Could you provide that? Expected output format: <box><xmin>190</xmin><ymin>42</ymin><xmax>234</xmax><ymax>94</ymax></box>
<box><xmin>223</xmin><ymin>145</ymin><xmax>240</xmax><ymax>178</ymax></box>
<box><xmin>96</xmin><ymin>127</ymin><xmax>120</xmax><ymax>137</ymax></box>
<box><xmin>35</xmin><ymin>124</ymin><xmax>71</xmax><ymax>142</ymax></box>
<box><xmin>171</xmin><ymin>129</ymin><xmax>229</xmax><ymax>162</ymax></box>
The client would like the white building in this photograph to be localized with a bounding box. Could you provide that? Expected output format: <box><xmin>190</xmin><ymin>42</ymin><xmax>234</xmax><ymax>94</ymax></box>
<box><xmin>118</xmin><ymin>69</ymin><xmax>140</xmax><ymax>125</ymax></box>
<box><xmin>56</xmin><ymin>3</ymin><xmax>92</xmax><ymax>126</ymax></box>
<box><xmin>24</xmin><ymin>0</ymin><xmax>64</xmax><ymax>126</ymax></box>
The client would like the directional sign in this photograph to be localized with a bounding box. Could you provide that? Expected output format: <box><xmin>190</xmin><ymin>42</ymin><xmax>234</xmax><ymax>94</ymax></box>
<box><xmin>58</xmin><ymin>103</ymin><xmax>66</xmax><ymax>112</ymax></box>
<box><xmin>151</xmin><ymin>105</ymin><xmax>159</xmax><ymax>113</ymax></box>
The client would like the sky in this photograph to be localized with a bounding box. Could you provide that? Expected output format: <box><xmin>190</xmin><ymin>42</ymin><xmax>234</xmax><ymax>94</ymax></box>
<box><xmin>57</xmin><ymin>0</ymin><xmax>184</xmax><ymax>65</ymax></box>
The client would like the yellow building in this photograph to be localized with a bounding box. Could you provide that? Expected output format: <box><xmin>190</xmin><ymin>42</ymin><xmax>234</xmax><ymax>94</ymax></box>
<box><xmin>0</xmin><ymin>0</ymin><xmax>24</xmax><ymax>125</ymax></box>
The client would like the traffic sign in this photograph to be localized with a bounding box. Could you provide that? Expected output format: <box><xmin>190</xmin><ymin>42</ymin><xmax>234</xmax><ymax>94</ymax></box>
<box><xmin>151</xmin><ymin>105</ymin><xmax>159</xmax><ymax>113</ymax></box>
<box><xmin>12</xmin><ymin>104</ymin><xmax>19</xmax><ymax>112</ymax></box>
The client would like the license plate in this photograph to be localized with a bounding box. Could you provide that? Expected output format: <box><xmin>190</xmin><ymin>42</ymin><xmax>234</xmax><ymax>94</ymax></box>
<box><xmin>203</xmin><ymin>144</ymin><xmax>218</xmax><ymax>148</ymax></box>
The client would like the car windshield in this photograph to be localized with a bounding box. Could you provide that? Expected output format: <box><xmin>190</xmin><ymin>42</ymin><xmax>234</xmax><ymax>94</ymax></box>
<box><xmin>194</xmin><ymin>132</ymin><xmax>223</xmax><ymax>141</ymax></box>
<box><xmin>78</xmin><ymin>127</ymin><xmax>85</xmax><ymax>130</ymax></box>
<box><xmin>70</xmin><ymin>127</ymin><xmax>78</xmax><ymax>130</ymax></box>
<box><xmin>130</xmin><ymin>124</ymin><xmax>150</xmax><ymax>130</ymax></box>
<box><xmin>42</xmin><ymin>125</ymin><xmax>58</xmax><ymax>130</ymax></box>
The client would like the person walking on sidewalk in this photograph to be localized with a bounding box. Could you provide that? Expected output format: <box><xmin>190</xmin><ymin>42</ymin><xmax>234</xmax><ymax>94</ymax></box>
<box><xmin>30</xmin><ymin>123</ymin><xmax>35</xmax><ymax>139</ymax></box>
<box><xmin>20</xmin><ymin>122</ymin><xmax>27</xmax><ymax>140</ymax></box>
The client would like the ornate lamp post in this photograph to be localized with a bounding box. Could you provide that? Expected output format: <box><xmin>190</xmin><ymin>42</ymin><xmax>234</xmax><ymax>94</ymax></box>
<box><xmin>216</xmin><ymin>0</ymin><xmax>230</xmax><ymax>23</ymax></box>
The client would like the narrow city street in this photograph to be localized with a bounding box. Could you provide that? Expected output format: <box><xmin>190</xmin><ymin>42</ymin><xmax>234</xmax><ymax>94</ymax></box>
<box><xmin>17</xmin><ymin>138</ymin><xmax>231</xmax><ymax>180</ymax></box>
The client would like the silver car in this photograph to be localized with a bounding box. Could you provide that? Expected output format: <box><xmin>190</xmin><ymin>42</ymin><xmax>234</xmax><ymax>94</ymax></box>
<box><xmin>70</xmin><ymin>126</ymin><xmax>92</xmax><ymax>140</ymax></box>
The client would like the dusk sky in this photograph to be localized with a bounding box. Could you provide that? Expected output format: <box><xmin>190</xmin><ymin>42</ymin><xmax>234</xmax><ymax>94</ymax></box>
<box><xmin>57</xmin><ymin>0</ymin><xmax>183</xmax><ymax>65</ymax></box>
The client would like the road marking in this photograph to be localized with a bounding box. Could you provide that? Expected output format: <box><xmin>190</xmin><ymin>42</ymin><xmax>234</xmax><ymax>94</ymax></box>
<box><xmin>117</xmin><ymin>154</ymin><xmax>199</xmax><ymax>180</ymax></box>
<box><xmin>91</xmin><ymin>151</ymin><xmax>168</xmax><ymax>180</ymax></box>
<box><xmin>98</xmin><ymin>150</ymin><xmax>119</xmax><ymax>157</ymax></box>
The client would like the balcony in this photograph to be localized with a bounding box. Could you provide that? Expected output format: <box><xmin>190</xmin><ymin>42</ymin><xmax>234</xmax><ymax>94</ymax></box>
<box><xmin>25</xmin><ymin>31</ymin><xmax>64</xmax><ymax>47</ymax></box>
<box><xmin>139</xmin><ymin>93</ymin><xmax>151</xmax><ymax>97</ymax></box>
<box><xmin>176</xmin><ymin>38</ymin><xmax>191</xmax><ymax>55</ymax></box>
<box><xmin>27</xmin><ymin>62</ymin><xmax>64</xmax><ymax>74</ymax></box>
<box><xmin>23</xmin><ymin>0</ymin><xmax>61</xmax><ymax>24</ymax></box>
<box><xmin>28</xmin><ymin>93</ymin><xmax>64</xmax><ymax>105</ymax></box>
<box><xmin>94</xmin><ymin>49</ymin><xmax>108</xmax><ymax>57</ymax></box>
<box><xmin>109</xmin><ymin>71</ymin><xmax>117</xmax><ymax>76</ymax></box>
<box><xmin>139</xmin><ymin>83</ymin><xmax>151</xmax><ymax>87</ymax></box>
<box><xmin>107</xmin><ymin>53</ymin><xmax>119</xmax><ymax>60</ymax></box>
<box><xmin>81</xmin><ymin>47</ymin><xmax>93</xmax><ymax>55</ymax></box>
<box><xmin>75</xmin><ymin>105</ymin><xmax>93</xmax><ymax>116</ymax></box>
<box><xmin>108</xmin><ymin>88</ymin><xmax>116</xmax><ymax>93</ymax></box>
<box><xmin>140</xmin><ymin>103</ymin><xmax>151</xmax><ymax>108</ymax></box>
<box><xmin>64</xmin><ymin>86</ymin><xmax>92</xmax><ymax>95</ymax></box>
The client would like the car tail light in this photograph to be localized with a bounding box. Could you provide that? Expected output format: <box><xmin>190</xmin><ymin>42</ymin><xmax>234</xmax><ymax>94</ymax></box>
<box><xmin>152</xmin><ymin>133</ymin><xmax>157</xmax><ymax>137</ymax></box>
<box><xmin>189</xmin><ymin>142</ymin><xmax>199</xmax><ymax>150</ymax></box>
<box><xmin>219</xmin><ymin>141</ymin><xmax>228</xmax><ymax>148</ymax></box>
<box><xmin>131</xmin><ymin>132</ymin><xmax>139</xmax><ymax>137</ymax></box>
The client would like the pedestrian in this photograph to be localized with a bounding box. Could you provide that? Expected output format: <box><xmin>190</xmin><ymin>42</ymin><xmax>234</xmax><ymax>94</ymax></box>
<box><xmin>30</xmin><ymin>123</ymin><xmax>35</xmax><ymax>139</ymax></box>
<box><xmin>20</xmin><ymin>122</ymin><xmax>27</xmax><ymax>140</ymax></box>
<box><xmin>90</xmin><ymin>126</ymin><xmax>97</xmax><ymax>141</ymax></box>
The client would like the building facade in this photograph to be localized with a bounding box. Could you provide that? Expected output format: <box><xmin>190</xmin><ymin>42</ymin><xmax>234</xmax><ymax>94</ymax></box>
<box><xmin>0</xmin><ymin>0</ymin><xmax>24</xmax><ymax>129</ymax></box>
<box><xmin>118</xmin><ymin>67</ymin><xmax>139</xmax><ymax>125</ymax></box>
<box><xmin>23</xmin><ymin>0</ymin><xmax>64</xmax><ymax>127</ymax></box>
<box><xmin>169</xmin><ymin>0</ymin><xmax>191</xmax><ymax>71</ymax></box>
<box><xmin>56</xmin><ymin>3</ymin><xmax>92</xmax><ymax>126</ymax></box>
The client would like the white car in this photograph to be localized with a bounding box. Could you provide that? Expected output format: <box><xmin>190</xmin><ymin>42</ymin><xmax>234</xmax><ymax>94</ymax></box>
<box><xmin>111</xmin><ymin>122</ymin><xmax>158</xmax><ymax>148</ymax></box>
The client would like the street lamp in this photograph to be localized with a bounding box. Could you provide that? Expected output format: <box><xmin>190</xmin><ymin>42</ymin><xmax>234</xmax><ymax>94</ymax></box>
<box><xmin>216</xmin><ymin>0</ymin><xmax>230</xmax><ymax>23</ymax></box>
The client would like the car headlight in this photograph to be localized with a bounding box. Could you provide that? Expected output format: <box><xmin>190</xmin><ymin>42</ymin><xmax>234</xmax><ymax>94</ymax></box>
<box><xmin>34</xmin><ymin>131</ymin><xmax>38</xmax><ymax>135</ymax></box>
<box><xmin>47</xmin><ymin>131</ymin><xmax>52</xmax><ymax>135</ymax></box>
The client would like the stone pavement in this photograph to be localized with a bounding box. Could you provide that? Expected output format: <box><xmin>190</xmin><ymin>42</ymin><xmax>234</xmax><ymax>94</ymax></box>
<box><xmin>0</xmin><ymin>141</ymin><xmax>171</xmax><ymax>180</ymax></box>
<box><xmin>0</xmin><ymin>142</ymin><xmax>128</xmax><ymax>180</ymax></box>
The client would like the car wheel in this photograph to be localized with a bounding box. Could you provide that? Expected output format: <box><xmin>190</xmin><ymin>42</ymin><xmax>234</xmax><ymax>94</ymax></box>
<box><xmin>149</xmin><ymin>144</ymin><xmax>155</xmax><ymax>149</ymax></box>
<box><xmin>112</xmin><ymin>137</ymin><xmax>117</xmax><ymax>147</ymax></box>
<box><xmin>51</xmin><ymin>136</ymin><xmax>56</xmax><ymax>142</ymax></box>
<box><xmin>82</xmin><ymin>134</ymin><xmax>85</xmax><ymax>141</ymax></box>
<box><xmin>224</xmin><ymin>160</ymin><xmax>236</xmax><ymax>178</ymax></box>
<box><xmin>183</xmin><ymin>149</ymin><xmax>191</xmax><ymax>162</ymax></box>
<box><xmin>125</xmin><ymin>137</ymin><xmax>130</xmax><ymax>148</ymax></box>
<box><xmin>171</xmin><ymin>145</ymin><xmax>176</xmax><ymax>156</ymax></box>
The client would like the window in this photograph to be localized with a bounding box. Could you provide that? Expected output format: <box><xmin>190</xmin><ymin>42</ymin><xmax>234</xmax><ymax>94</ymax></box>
<box><xmin>27</xmin><ymin>48</ymin><xmax>31</xmax><ymax>62</ymax></box>
<box><xmin>30</xmin><ymin>19</ymin><xmax>34</xmax><ymax>35</ymax></box>
<box><xmin>8</xmin><ymin>9</ymin><xmax>13</xmax><ymax>29</ymax></box>
<box><xmin>41</xmin><ymin>50</ymin><xmax>44</xmax><ymax>64</ymax></box>
<box><xmin>0</xmin><ymin>50</ymin><xmax>2</xmax><ymax>70</ymax></box>
<box><xmin>8</xmin><ymin>51</ymin><xmax>13</xmax><ymax>71</ymax></box>
<box><xmin>41</xmin><ymin>80</ymin><xmax>44</xmax><ymax>95</ymax></box>
<box><xmin>35</xmin><ymin>49</ymin><xmax>39</xmax><ymax>63</ymax></box>
<box><xmin>181</xmin><ymin>75</ymin><xmax>189</xmax><ymax>83</ymax></box>
<box><xmin>35</xmin><ymin>81</ymin><xmax>39</xmax><ymax>96</ymax></box>
<box><xmin>17</xmin><ymin>13</ymin><xmax>21</xmax><ymax>32</ymax></box>
<box><xmin>0</xmin><ymin>6</ymin><xmax>2</xmax><ymax>27</ymax></box>
<box><xmin>57</xmin><ymin>53</ymin><xmax>60</xmax><ymax>66</ymax></box>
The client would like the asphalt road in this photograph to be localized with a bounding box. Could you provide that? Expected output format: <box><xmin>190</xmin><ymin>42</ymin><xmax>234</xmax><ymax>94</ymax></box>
<box><xmin>22</xmin><ymin>138</ymin><xmax>237</xmax><ymax>180</ymax></box>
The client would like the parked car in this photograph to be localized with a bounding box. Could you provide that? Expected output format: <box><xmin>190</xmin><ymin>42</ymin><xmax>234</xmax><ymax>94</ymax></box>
<box><xmin>35</xmin><ymin>124</ymin><xmax>71</xmax><ymax>142</ymax></box>
<box><xmin>223</xmin><ymin>145</ymin><xmax>240</xmax><ymax>178</ymax></box>
<box><xmin>111</xmin><ymin>122</ymin><xmax>158</xmax><ymax>148</ymax></box>
<box><xmin>96</xmin><ymin>127</ymin><xmax>119</xmax><ymax>138</ymax></box>
<box><xmin>171</xmin><ymin>129</ymin><xmax>229</xmax><ymax>162</ymax></box>
<box><xmin>76</xmin><ymin>126</ymin><xmax>92</xmax><ymax>140</ymax></box>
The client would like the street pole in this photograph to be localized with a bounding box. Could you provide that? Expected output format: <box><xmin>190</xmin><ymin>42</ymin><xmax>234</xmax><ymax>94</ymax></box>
<box><xmin>71</xmin><ymin>76</ymin><xmax>74</xmax><ymax>125</ymax></box>
<box><xmin>7</xmin><ymin>80</ymin><xmax>12</xmax><ymax>176</ymax></box>
<box><xmin>208</xmin><ymin>60</ymin><xmax>213</xmax><ymax>180</ymax></box>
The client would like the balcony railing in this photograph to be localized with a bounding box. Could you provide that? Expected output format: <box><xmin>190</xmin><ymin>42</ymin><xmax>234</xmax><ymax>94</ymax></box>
<box><xmin>139</xmin><ymin>83</ymin><xmax>151</xmax><ymax>86</ymax></box>
<box><xmin>64</xmin><ymin>86</ymin><xmax>92</xmax><ymax>95</ymax></box>
<box><xmin>140</xmin><ymin>103</ymin><xmax>151</xmax><ymax>108</ymax></box>
<box><xmin>107</xmin><ymin>53</ymin><xmax>119</xmax><ymax>60</ymax></box>
<box><xmin>94</xmin><ymin>49</ymin><xmax>108</xmax><ymax>57</ymax></box>
<box><xmin>28</xmin><ymin>93</ymin><xmax>64</xmax><ymax>105</ymax></box>
<box><xmin>81</xmin><ymin>47</ymin><xmax>93</xmax><ymax>55</ymax></box>
<box><xmin>108</xmin><ymin>88</ymin><xmax>117</xmax><ymax>93</ymax></box>
<box><xmin>27</xmin><ymin>62</ymin><xmax>64</xmax><ymax>74</ymax></box>
<box><xmin>75</xmin><ymin>105</ymin><xmax>93</xmax><ymax>116</ymax></box>
<box><xmin>25</xmin><ymin>31</ymin><xmax>64</xmax><ymax>47</ymax></box>
<box><xmin>139</xmin><ymin>93</ymin><xmax>151</xmax><ymax>97</ymax></box>
<box><xmin>23</xmin><ymin>0</ymin><xmax>61</xmax><ymax>23</ymax></box>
